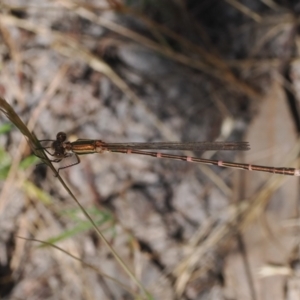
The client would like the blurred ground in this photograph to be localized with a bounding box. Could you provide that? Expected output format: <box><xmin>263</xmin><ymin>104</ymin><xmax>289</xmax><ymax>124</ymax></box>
<box><xmin>0</xmin><ymin>0</ymin><xmax>300</xmax><ymax>299</ymax></box>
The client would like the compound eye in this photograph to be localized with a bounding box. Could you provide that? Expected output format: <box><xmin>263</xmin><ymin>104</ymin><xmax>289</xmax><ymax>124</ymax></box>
<box><xmin>56</xmin><ymin>132</ymin><xmax>67</xmax><ymax>142</ymax></box>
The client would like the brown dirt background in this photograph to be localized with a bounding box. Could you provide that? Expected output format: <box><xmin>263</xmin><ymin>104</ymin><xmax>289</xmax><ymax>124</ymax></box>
<box><xmin>0</xmin><ymin>1</ymin><xmax>300</xmax><ymax>299</ymax></box>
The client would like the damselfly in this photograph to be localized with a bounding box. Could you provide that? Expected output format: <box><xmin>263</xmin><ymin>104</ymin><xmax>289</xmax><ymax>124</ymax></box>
<box><xmin>37</xmin><ymin>132</ymin><xmax>300</xmax><ymax>176</ymax></box>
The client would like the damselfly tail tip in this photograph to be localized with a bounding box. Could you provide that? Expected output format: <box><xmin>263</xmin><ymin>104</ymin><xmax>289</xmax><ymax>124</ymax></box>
<box><xmin>294</xmin><ymin>169</ymin><xmax>300</xmax><ymax>176</ymax></box>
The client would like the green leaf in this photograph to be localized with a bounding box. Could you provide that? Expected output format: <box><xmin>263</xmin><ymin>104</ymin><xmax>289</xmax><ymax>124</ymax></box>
<box><xmin>42</xmin><ymin>208</ymin><xmax>113</xmax><ymax>245</ymax></box>
<box><xmin>19</xmin><ymin>155</ymin><xmax>40</xmax><ymax>170</ymax></box>
<box><xmin>0</xmin><ymin>147</ymin><xmax>11</xmax><ymax>179</ymax></box>
<box><xmin>61</xmin><ymin>206</ymin><xmax>112</xmax><ymax>221</ymax></box>
<box><xmin>0</xmin><ymin>123</ymin><xmax>13</xmax><ymax>134</ymax></box>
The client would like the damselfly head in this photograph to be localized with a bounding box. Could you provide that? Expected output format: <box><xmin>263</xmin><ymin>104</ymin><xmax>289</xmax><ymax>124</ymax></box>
<box><xmin>56</xmin><ymin>132</ymin><xmax>67</xmax><ymax>143</ymax></box>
